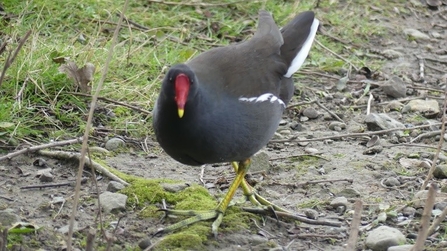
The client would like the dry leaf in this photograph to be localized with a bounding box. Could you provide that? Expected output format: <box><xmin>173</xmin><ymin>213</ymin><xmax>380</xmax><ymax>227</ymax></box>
<box><xmin>59</xmin><ymin>61</ymin><xmax>95</xmax><ymax>93</ymax></box>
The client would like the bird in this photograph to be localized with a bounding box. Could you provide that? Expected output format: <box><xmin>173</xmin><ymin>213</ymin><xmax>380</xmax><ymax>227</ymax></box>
<box><xmin>152</xmin><ymin>10</ymin><xmax>319</xmax><ymax>236</ymax></box>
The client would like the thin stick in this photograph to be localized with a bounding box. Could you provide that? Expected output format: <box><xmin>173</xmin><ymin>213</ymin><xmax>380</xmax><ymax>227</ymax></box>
<box><xmin>428</xmin><ymin>198</ymin><xmax>447</xmax><ymax>235</ymax></box>
<box><xmin>270</xmin><ymin>123</ymin><xmax>444</xmax><ymax>144</ymax></box>
<box><xmin>38</xmin><ymin>150</ymin><xmax>129</xmax><ymax>186</ymax></box>
<box><xmin>0</xmin><ymin>30</ymin><xmax>31</xmax><ymax>88</ymax></box>
<box><xmin>66</xmin><ymin>1</ymin><xmax>130</xmax><ymax>249</ymax></box>
<box><xmin>316</xmin><ymin>100</ymin><xmax>344</xmax><ymax>123</ymax></box>
<box><xmin>314</xmin><ymin>39</ymin><xmax>359</xmax><ymax>71</ymax></box>
<box><xmin>0</xmin><ymin>137</ymin><xmax>83</xmax><ymax>161</ymax></box>
<box><xmin>66</xmin><ymin>92</ymin><xmax>151</xmax><ymax>116</ymax></box>
<box><xmin>147</xmin><ymin>0</ymin><xmax>255</xmax><ymax>7</ymax></box>
<box><xmin>270</xmin><ymin>153</ymin><xmax>329</xmax><ymax>161</ymax></box>
<box><xmin>273</xmin><ymin>178</ymin><xmax>353</xmax><ymax>188</ymax></box>
<box><xmin>411</xmin><ymin>184</ymin><xmax>437</xmax><ymax>251</ymax></box>
<box><xmin>366</xmin><ymin>93</ymin><xmax>373</xmax><ymax>115</ymax></box>
<box><xmin>0</xmin><ymin>228</ymin><xmax>7</xmax><ymax>251</ymax></box>
<box><xmin>346</xmin><ymin>200</ymin><xmax>363</xmax><ymax>251</ymax></box>
<box><xmin>420</xmin><ymin>82</ymin><xmax>447</xmax><ymax>190</ymax></box>
<box><xmin>418</xmin><ymin>58</ymin><xmax>425</xmax><ymax>83</ymax></box>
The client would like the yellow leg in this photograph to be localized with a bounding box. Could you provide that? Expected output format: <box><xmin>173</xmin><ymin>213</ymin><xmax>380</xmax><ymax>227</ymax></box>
<box><xmin>158</xmin><ymin>159</ymin><xmax>251</xmax><ymax>237</ymax></box>
<box><xmin>231</xmin><ymin>161</ymin><xmax>291</xmax><ymax>213</ymax></box>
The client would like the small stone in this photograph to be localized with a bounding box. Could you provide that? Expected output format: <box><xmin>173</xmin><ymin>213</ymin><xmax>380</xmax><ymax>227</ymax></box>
<box><xmin>433</xmin><ymin>164</ymin><xmax>447</xmax><ymax>179</ymax></box>
<box><xmin>99</xmin><ymin>191</ymin><xmax>127</xmax><ymax>213</ymax></box>
<box><xmin>366</xmin><ymin>226</ymin><xmax>406</xmax><ymax>251</ymax></box>
<box><xmin>105</xmin><ymin>137</ymin><xmax>125</xmax><ymax>151</ymax></box>
<box><xmin>107</xmin><ymin>181</ymin><xmax>126</xmax><ymax>192</ymax></box>
<box><xmin>404</xmin><ymin>28</ymin><xmax>430</xmax><ymax>41</ymax></box>
<box><xmin>250</xmin><ymin>150</ymin><xmax>270</xmax><ymax>172</ymax></box>
<box><xmin>402</xmin><ymin>207</ymin><xmax>416</xmax><ymax>217</ymax></box>
<box><xmin>300</xmin><ymin>116</ymin><xmax>309</xmax><ymax>122</ymax></box>
<box><xmin>0</xmin><ymin>210</ymin><xmax>20</xmax><ymax>227</ymax></box>
<box><xmin>161</xmin><ymin>183</ymin><xmax>189</xmax><ymax>193</ymax></box>
<box><xmin>279</xmin><ymin>119</ymin><xmax>287</xmax><ymax>126</ymax></box>
<box><xmin>39</xmin><ymin>171</ymin><xmax>54</xmax><ymax>182</ymax></box>
<box><xmin>303</xmin><ymin>208</ymin><xmax>319</xmax><ymax>219</ymax></box>
<box><xmin>303</xmin><ymin>107</ymin><xmax>319</xmax><ymax>119</ymax></box>
<box><xmin>328</xmin><ymin>121</ymin><xmax>346</xmax><ymax>131</ymax></box>
<box><xmin>58</xmin><ymin>222</ymin><xmax>79</xmax><ymax>234</ymax></box>
<box><xmin>278</xmin><ymin>129</ymin><xmax>291</xmax><ymax>136</ymax></box>
<box><xmin>383</xmin><ymin>177</ymin><xmax>400</xmax><ymax>187</ymax></box>
<box><xmin>382</xmin><ymin>76</ymin><xmax>407</xmax><ymax>98</ymax></box>
<box><xmin>434</xmin><ymin>201</ymin><xmax>447</xmax><ymax>211</ymax></box>
<box><xmin>382</xmin><ymin>49</ymin><xmax>403</xmax><ymax>59</ymax></box>
<box><xmin>387</xmin><ymin>244</ymin><xmax>414</xmax><ymax>251</ymax></box>
<box><xmin>138</xmin><ymin>238</ymin><xmax>152</xmax><ymax>250</ymax></box>
<box><xmin>385</xmin><ymin>101</ymin><xmax>404</xmax><ymax>112</ymax></box>
<box><xmin>33</xmin><ymin>158</ymin><xmax>47</xmax><ymax>167</ymax></box>
<box><xmin>330</xmin><ymin>197</ymin><xmax>348</xmax><ymax>208</ymax></box>
<box><xmin>297</xmin><ymin>137</ymin><xmax>309</xmax><ymax>147</ymax></box>
<box><xmin>413</xmin><ymin>190</ymin><xmax>429</xmax><ymax>208</ymax></box>
<box><xmin>364</xmin><ymin>113</ymin><xmax>405</xmax><ymax>131</ymax></box>
<box><xmin>403</xmin><ymin>99</ymin><xmax>440</xmax><ymax>118</ymax></box>
<box><xmin>363</xmin><ymin>145</ymin><xmax>383</xmax><ymax>155</ymax></box>
<box><xmin>337</xmin><ymin>188</ymin><xmax>361</xmax><ymax>198</ymax></box>
<box><xmin>304</xmin><ymin>147</ymin><xmax>319</xmax><ymax>154</ymax></box>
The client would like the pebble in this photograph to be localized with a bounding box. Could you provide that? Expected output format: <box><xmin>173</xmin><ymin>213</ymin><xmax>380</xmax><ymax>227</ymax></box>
<box><xmin>402</xmin><ymin>206</ymin><xmax>416</xmax><ymax>217</ymax></box>
<box><xmin>402</xmin><ymin>99</ymin><xmax>440</xmax><ymax>118</ymax></box>
<box><xmin>303</xmin><ymin>208</ymin><xmax>319</xmax><ymax>219</ymax></box>
<box><xmin>303</xmin><ymin>107</ymin><xmax>319</xmax><ymax>119</ymax></box>
<box><xmin>328</xmin><ymin>121</ymin><xmax>346</xmax><ymax>131</ymax></box>
<box><xmin>413</xmin><ymin>190</ymin><xmax>428</xmax><ymax>208</ymax></box>
<box><xmin>161</xmin><ymin>183</ymin><xmax>189</xmax><ymax>193</ymax></box>
<box><xmin>304</xmin><ymin>147</ymin><xmax>319</xmax><ymax>154</ymax></box>
<box><xmin>383</xmin><ymin>177</ymin><xmax>400</xmax><ymax>187</ymax></box>
<box><xmin>0</xmin><ymin>209</ymin><xmax>20</xmax><ymax>227</ymax></box>
<box><xmin>365</xmin><ymin>226</ymin><xmax>406</xmax><ymax>251</ymax></box>
<box><xmin>107</xmin><ymin>181</ymin><xmax>126</xmax><ymax>192</ymax></box>
<box><xmin>99</xmin><ymin>191</ymin><xmax>128</xmax><ymax>213</ymax></box>
<box><xmin>434</xmin><ymin>201</ymin><xmax>447</xmax><ymax>211</ymax></box>
<box><xmin>385</xmin><ymin>101</ymin><xmax>404</xmax><ymax>112</ymax></box>
<box><xmin>138</xmin><ymin>238</ymin><xmax>152</xmax><ymax>250</ymax></box>
<box><xmin>387</xmin><ymin>244</ymin><xmax>414</xmax><ymax>251</ymax></box>
<box><xmin>382</xmin><ymin>49</ymin><xmax>403</xmax><ymax>59</ymax></box>
<box><xmin>297</xmin><ymin>137</ymin><xmax>309</xmax><ymax>147</ymax></box>
<box><xmin>279</xmin><ymin>119</ymin><xmax>287</xmax><ymax>125</ymax></box>
<box><xmin>330</xmin><ymin>197</ymin><xmax>348</xmax><ymax>208</ymax></box>
<box><xmin>278</xmin><ymin>129</ymin><xmax>291</xmax><ymax>136</ymax></box>
<box><xmin>250</xmin><ymin>150</ymin><xmax>270</xmax><ymax>172</ymax></box>
<box><xmin>105</xmin><ymin>137</ymin><xmax>126</xmax><ymax>151</ymax></box>
<box><xmin>364</xmin><ymin>113</ymin><xmax>405</xmax><ymax>131</ymax></box>
<box><xmin>381</xmin><ymin>76</ymin><xmax>406</xmax><ymax>98</ymax></box>
<box><xmin>39</xmin><ymin>171</ymin><xmax>54</xmax><ymax>182</ymax></box>
<box><xmin>403</xmin><ymin>28</ymin><xmax>430</xmax><ymax>41</ymax></box>
<box><xmin>363</xmin><ymin>145</ymin><xmax>383</xmax><ymax>155</ymax></box>
<box><xmin>433</xmin><ymin>164</ymin><xmax>447</xmax><ymax>179</ymax></box>
<box><xmin>300</xmin><ymin>116</ymin><xmax>309</xmax><ymax>122</ymax></box>
<box><xmin>337</xmin><ymin>188</ymin><xmax>361</xmax><ymax>198</ymax></box>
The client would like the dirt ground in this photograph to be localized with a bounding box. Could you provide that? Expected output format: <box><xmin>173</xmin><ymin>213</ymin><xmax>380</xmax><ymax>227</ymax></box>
<box><xmin>1</xmin><ymin>2</ymin><xmax>447</xmax><ymax>251</ymax></box>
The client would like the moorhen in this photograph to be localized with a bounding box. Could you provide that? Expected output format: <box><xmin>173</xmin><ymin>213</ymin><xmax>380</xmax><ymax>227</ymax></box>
<box><xmin>153</xmin><ymin>10</ymin><xmax>319</xmax><ymax>235</ymax></box>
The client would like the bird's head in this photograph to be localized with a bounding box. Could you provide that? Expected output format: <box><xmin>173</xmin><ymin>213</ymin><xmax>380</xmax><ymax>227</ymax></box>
<box><xmin>164</xmin><ymin>64</ymin><xmax>195</xmax><ymax>118</ymax></box>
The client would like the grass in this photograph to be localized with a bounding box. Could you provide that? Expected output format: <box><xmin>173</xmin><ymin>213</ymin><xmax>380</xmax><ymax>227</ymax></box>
<box><xmin>0</xmin><ymin>0</ymin><xmax>396</xmax><ymax>148</ymax></box>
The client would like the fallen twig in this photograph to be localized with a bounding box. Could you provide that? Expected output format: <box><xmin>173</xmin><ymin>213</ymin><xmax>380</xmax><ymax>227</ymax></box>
<box><xmin>292</xmin><ymin>233</ymin><xmax>344</xmax><ymax>239</ymax></box>
<box><xmin>270</xmin><ymin>123</ymin><xmax>444</xmax><ymax>144</ymax></box>
<box><xmin>418</xmin><ymin>58</ymin><xmax>425</xmax><ymax>83</ymax></box>
<box><xmin>20</xmin><ymin>179</ymin><xmax>87</xmax><ymax>190</ymax></box>
<box><xmin>346</xmin><ymin>200</ymin><xmax>363</xmax><ymax>251</ymax></box>
<box><xmin>0</xmin><ymin>30</ymin><xmax>31</xmax><ymax>88</ymax></box>
<box><xmin>270</xmin><ymin>154</ymin><xmax>329</xmax><ymax>161</ymax></box>
<box><xmin>242</xmin><ymin>207</ymin><xmax>342</xmax><ymax>227</ymax></box>
<box><xmin>66</xmin><ymin>92</ymin><xmax>151</xmax><ymax>116</ymax></box>
<box><xmin>411</xmin><ymin>184</ymin><xmax>437</xmax><ymax>251</ymax></box>
<box><xmin>366</xmin><ymin>93</ymin><xmax>373</xmax><ymax>115</ymax></box>
<box><xmin>428</xmin><ymin>195</ymin><xmax>447</xmax><ymax>236</ymax></box>
<box><xmin>315</xmin><ymin>39</ymin><xmax>359</xmax><ymax>71</ymax></box>
<box><xmin>272</xmin><ymin>178</ymin><xmax>353</xmax><ymax>188</ymax></box>
<box><xmin>410</xmin><ymin>130</ymin><xmax>442</xmax><ymax>143</ymax></box>
<box><xmin>316</xmin><ymin>100</ymin><xmax>344</xmax><ymax>123</ymax></box>
<box><xmin>0</xmin><ymin>137</ymin><xmax>83</xmax><ymax>161</ymax></box>
<box><xmin>0</xmin><ymin>228</ymin><xmax>7</xmax><ymax>251</ymax></box>
<box><xmin>38</xmin><ymin>150</ymin><xmax>129</xmax><ymax>186</ymax></box>
<box><xmin>147</xmin><ymin>0</ymin><xmax>254</xmax><ymax>7</ymax></box>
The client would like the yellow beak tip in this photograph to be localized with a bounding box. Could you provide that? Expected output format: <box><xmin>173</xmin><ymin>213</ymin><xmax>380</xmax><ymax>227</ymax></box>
<box><xmin>178</xmin><ymin>109</ymin><xmax>184</xmax><ymax>118</ymax></box>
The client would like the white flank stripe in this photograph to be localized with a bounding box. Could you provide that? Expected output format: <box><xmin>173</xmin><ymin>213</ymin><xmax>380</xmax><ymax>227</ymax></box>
<box><xmin>239</xmin><ymin>93</ymin><xmax>285</xmax><ymax>107</ymax></box>
<box><xmin>284</xmin><ymin>18</ymin><xmax>320</xmax><ymax>78</ymax></box>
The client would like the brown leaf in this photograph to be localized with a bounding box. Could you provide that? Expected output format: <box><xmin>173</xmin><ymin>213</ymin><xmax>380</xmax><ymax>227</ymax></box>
<box><xmin>59</xmin><ymin>61</ymin><xmax>95</xmax><ymax>93</ymax></box>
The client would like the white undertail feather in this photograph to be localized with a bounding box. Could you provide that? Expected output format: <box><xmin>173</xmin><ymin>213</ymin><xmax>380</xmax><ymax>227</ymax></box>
<box><xmin>284</xmin><ymin>18</ymin><xmax>320</xmax><ymax>78</ymax></box>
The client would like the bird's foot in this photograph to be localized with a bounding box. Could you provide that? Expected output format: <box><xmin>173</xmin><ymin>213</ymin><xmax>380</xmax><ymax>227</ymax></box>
<box><xmin>155</xmin><ymin>208</ymin><xmax>224</xmax><ymax>237</ymax></box>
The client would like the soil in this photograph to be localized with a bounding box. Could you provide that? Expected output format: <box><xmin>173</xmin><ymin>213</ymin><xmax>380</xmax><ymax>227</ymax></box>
<box><xmin>1</xmin><ymin>2</ymin><xmax>447</xmax><ymax>251</ymax></box>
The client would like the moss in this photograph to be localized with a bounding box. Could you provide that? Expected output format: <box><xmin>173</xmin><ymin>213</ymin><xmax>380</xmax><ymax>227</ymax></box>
<box><xmin>220</xmin><ymin>207</ymin><xmax>256</xmax><ymax>233</ymax></box>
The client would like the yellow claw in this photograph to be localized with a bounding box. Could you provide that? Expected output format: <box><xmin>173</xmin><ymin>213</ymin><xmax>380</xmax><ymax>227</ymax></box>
<box><xmin>178</xmin><ymin>108</ymin><xmax>184</xmax><ymax>118</ymax></box>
